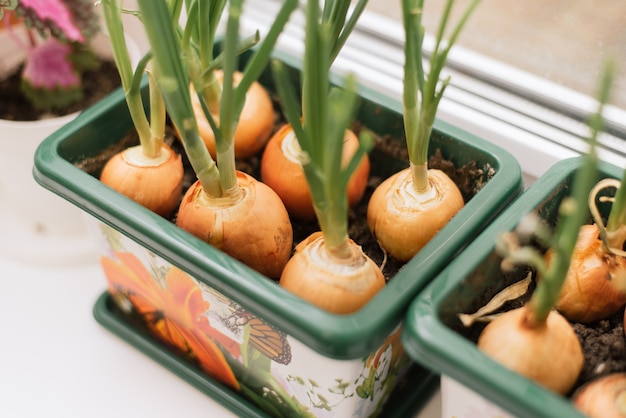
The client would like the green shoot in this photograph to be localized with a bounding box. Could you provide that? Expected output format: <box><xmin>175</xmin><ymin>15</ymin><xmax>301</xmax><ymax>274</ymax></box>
<box><xmin>323</xmin><ymin>0</ymin><xmax>370</xmax><ymax>65</ymax></box>
<box><xmin>401</xmin><ymin>0</ymin><xmax>481</xmax><ymax>192</ymax></box>
<box><xmin>586</xmin><ymin>60</ymin><xmax>626</xmax><ymax>256</ymax></box>
<box><xmin>606</xmin><ymin>168</ymin><xmax>626</xmax><ymax>235</ymax></box>
<box><xmin>602</xmin><ymin>67</ymin><xmax>626</xmax><ymax>250</ymax></box>
<box><xmin>101</xmin><ymin>0</ymin><xmax>165</xmax><ymax>159</ymax></box>
<box><xmin>272</xmin><ymin>0</ymin><xmax>373</xmax><ymax>259</ymax></box>
<box><xmin>499</xmin><ymin>61</ymin><xmax>616</xmax><ymax>325</ymax></box>
<box><xmin>136</xmin><ymin>0</ymin><xmax>221</xmax><ymax>195</ymax></box>
<box><xmin>137</xmin><ymin>0</ymin><xmax>297</xmax><ymax>197</ymax></box>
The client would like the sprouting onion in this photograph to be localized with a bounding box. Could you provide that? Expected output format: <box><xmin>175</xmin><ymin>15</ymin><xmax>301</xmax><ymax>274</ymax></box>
<box><xmin>605</xmin><ymin>169</ymin><xmax>626</xmax><ymax>250</ymax></box>
<box><xmin>477</xmin><ymin>62</ymin><xmax>617</xmax><ymax>395</ymax></box>
<box><xmin>98</xmin><ymin>0</ymin><xmax>183</xmax><ymax>217</ymax></box>
<box><xmin>402</xmin><ymin>0</ymin><xmax>480</xmax><ymax>177</ymax></box>
<box><xmin>136</xmin><ymin>0</ymin><xmax>297</xmax><ymax>278</ymax></box>
<box><xmin>591</xmin><ymin>60</ymin><xmax>626</xmax><ymax>255</ymax></box>
<box><xmin>180</xmin><ymin>0</ymin><xmax>276</xmax><ymax>160</ymax></box>
<box><xmin>101</xmin><ymin>0</ymin><xmax>158</xmax><ymax>158</ymax></box>
<box><xmin>547</xmin><ymin>59</ymin><xmax>626</xmax><ymax>323</ymax></box>
<box><xmin>367</xmin><ymin>0</ymin><xmax>481</xmax><ymax>262</ymax></box>
<box><xmin>273</xmin><ymin>0</ymin><xmax>385</xmax><ymax>314</ymax></box>
<box><xmin>573</xmin><ymin>373</ymin><xmax>626</xmax><ymax>418</ymax></box>
<box><xmin>592</xmin><ymin>121</ymin><xmax>626</xmax><ymax>256</ymax></box>
<box><xmin>260</xmin><ymin>0</ymin><xmax>371</xmax><ymax>221</ymax></box>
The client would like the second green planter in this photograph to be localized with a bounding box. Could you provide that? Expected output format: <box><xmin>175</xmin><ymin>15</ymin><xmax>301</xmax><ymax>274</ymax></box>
<box><xmin>403</xmin><ymin>157</ymin><xmax>624</xmax><ymax>418</ymax></box>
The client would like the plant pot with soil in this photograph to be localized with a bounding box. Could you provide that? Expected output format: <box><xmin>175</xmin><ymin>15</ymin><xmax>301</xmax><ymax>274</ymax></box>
<box><xmin>402</xmin><ymin>64</ymin><xmax>626</xmax><ymax>418</ymax></box>
<box><xmin>0</xmin><ymin>1</ymin><xmax>138</xmax><ymax>264</ymax></box>
<box><xmin>33</xmin><ymin>1</ymin><xmax>523</xmax><ymax>416</ymax></box>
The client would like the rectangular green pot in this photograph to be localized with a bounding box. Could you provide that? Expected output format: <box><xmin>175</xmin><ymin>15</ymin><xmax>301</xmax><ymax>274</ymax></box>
<box><xmin>33</xmin><ymin>47</ymin><xmax>523</xmax><ymax>417</ymax></box>
<box><xmin>402</xmin><ymin>157</ymin><xmax>624</xmax><ymax>418</ymax></box>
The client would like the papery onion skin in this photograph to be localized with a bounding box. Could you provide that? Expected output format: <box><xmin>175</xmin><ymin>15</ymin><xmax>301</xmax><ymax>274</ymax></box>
<box><xmin>190</xmin><ymin>71</ymin><xmax>275</xmax><ymax>160</ymax></box>
<box><xmin>477</xmin><ymin>305</ymin><xmax>583</xmax><ymax>395</ymax></box>
<box><xmin>548</xmin><ymin>224</ymin><xmax>626</xmax><ymax>323</ymax></box>
<box><xmin>573</xmin><ymin>373</ymin><xmax>626</xmax><ymax>418</ymax></box>
<box><xmin>261</xmin><ymin>125</ymin><xmax>370</xmax><ymax>221</ymax></box>
<box><xmin>367</xmin><ymin>168</ymin><xmax>464</xmax><ymax>262</ymax></box>
<box><xmin>279</xmin><ymin>232</ymin><xmax>385</xmax><ymax>314</ymax></box>
<box><xmin>100</xmin><ymin>143</ymin><xmax>184</xmax><ymax>218</ymax></box>
<box><xmin>176</xmin><ymin>171</ymin><xmax>293</xmax><ymax>279</ymax></box>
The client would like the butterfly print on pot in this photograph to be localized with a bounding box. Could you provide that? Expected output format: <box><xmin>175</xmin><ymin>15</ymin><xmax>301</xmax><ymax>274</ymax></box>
<box><xmin>226</xmin><ymin>308</ymin><xmax>292</xmax><ymax>365</ymax></box>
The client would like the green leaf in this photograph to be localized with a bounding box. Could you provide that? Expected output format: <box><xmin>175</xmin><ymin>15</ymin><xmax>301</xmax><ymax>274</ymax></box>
<box><xmin>137</xmin><ymin>0</ymin><xmax>222</xmax><ymax>196</ymax></box>
<box><xmin>20</xmin><ymin>68</ymin><xmax>83</xmax><ymax>111</ymax></box>
<box><xmin>402</xmin><ymin>0</ymin><xmax>481</xmax><ymax>166</ymax></box>
<box><xmin>271</xmin><ymin>60</ymin><xmax>308</xmax><ymax>149</ymax></box>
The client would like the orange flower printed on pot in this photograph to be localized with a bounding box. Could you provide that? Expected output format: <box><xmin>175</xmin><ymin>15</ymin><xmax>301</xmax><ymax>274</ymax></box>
<box><xmin>101</xmin><ymin>251</ymin><xmax>240</xmax><ymax>390</ymax></box>
<box><xmin>366</xmin><ymin>328</ymin><xmax>404</xmax><ymax>370</ymax></box>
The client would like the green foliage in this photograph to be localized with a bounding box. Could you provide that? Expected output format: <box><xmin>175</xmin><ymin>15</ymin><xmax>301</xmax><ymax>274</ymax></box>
<box><xmin>68</xmin><ymin>42</ymin><xmax>100</xmax><ymax>74</ymax></box>
<box><xmin>137</xmin><ymin>0</ymin><xmax>297</xmax><ymax>196</ymax></box>
<box><xmin>272</xmin><ymin>0</ymin><xmax>373</xmax><ymax>252</ymax></box>
<box><xmin>496</xmin><ymin>61</ymin><xmax>616</xmax><ymax>323</ymax></box>
<box><xmin>402</xmin><ymin>0</ymin><xmax>481</xmax><ymax>166</ymax></box>
<box><xmin>20</xmin><ymin>79</ymin><xmax>82</xmax><ymax>112</ymax></box>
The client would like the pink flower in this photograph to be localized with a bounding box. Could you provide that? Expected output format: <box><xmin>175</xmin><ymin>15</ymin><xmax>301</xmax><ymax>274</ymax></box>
<box><xmin>18</xmin><ymin>0</ymin><xmax>84</xmax><ymax>42</ymax></box>
<box><xmin>22</xmin><ymin>38</ymin><xmax>80</xmax><ymax>89</ymax></box>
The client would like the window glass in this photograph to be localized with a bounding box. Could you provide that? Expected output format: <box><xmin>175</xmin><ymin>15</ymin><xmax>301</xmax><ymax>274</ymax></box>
<box><xmin>366</xmin><ymin>0</ymin><xmax>626</xmax><ymax>109</ymax></box>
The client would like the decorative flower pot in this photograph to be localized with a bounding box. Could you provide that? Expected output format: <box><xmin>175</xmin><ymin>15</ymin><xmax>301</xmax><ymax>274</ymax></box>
<box><xmin>33</xmin><ymin>47</ymin><xmax>523</xmax><ymax>417</ymax></box>
<box><xmin>0</xmin><ymin>28</ymin><xmax>140</xmax><ymax>265</ymax></box>
<box><xmin>402</xmin><ymin>157</ymin><xmax>623</xmax><ymax>418</ymax></box>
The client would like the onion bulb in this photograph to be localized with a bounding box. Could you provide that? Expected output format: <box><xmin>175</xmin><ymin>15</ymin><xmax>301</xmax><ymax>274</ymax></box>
<box><xmin>547</xmin><ymin>224</ymin><xmax>626</xmax><ymax>323</ymax></box>
<box><xmin>573</xmin><ymin>373</ymin><xmax>626</xmax><ymax>418</ymax></box>
<box><xmin>367</xmin><ymin>167</ymin><xmax>464</xmax><ymax>262</ymax></box>
<box><xmin>100</xmin><ymin>143</ymin><xmax>184</xmax><ymax>217</ymax></box>
<box><xmin>477</xmin><ymin>304</ymin><xmax>583</xmax><ymax>395</ymax></box>
<box><xmin>190</xmin><ymin>71</ymin><xmax>275</xmax><ymax>160</ymax></box>
<box><xmin>279</xmin><ymin>232</ymin><xmax>385</xmax><ymax>314</ymax></box>
<box><xmin>261</xmin><ymin>125</ymin><xmax>370</xmax><ymax>221</ymax></box>
<box><xmin>176</xmin><ymin>171</ymin><xmax>293</xmax><ymax>279</ymax></box>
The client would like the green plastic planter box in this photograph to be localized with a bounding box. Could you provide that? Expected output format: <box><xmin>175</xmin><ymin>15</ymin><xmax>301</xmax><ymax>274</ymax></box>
<box><xmin>402</xmin><ymin>157</ymin><xmax>624</xmax><ymax>418</ymax></box>
<box><xmin>33</xmin><ymin>47</ymin><xmax>523</xmax><ymax>417</ymax></box>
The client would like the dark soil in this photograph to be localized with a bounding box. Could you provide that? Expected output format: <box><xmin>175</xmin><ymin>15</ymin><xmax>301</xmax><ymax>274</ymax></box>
<box><xmin>0</xmin><ymin>60</ymin><xmax>121</xmax><ymax>121</ymax></box>
<box><xmin>573</xmin><ymin>310</ymin><xmax>626</xmax><ymax>392</ymax></box>
<box><xmin>461</xmin><ymin>265</ymin><xmax>626</xmax><ymax>400</ymax></box>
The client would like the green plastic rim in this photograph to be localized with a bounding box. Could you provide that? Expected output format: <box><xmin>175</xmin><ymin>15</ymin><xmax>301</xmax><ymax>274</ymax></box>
<box><xmin>402</xmin><ymin>157</ymin><xmax>624</xmax><ymax>418</ymax></box>
<box><xmin>33</xmin><ymin>47</ymin><xmax>523</xmax><ymax>360</ymax></box>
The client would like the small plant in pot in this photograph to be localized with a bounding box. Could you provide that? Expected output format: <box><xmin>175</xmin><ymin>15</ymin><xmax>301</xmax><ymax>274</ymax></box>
<box><xmin>98</xmin><ymin>0</ymin><xmax>184</xmax><ymax>219</ymax></box>
<box><xmin>402</xmin><ymin>61</ymin><xmax>626</xmax><ymax>418</ymax></box>
<box><xmin>32</xmin><ymin>0</ymin><xmax>525</xmax><ymax>416</ymax></box>
<box><xmin>0</xmin><ymin>0</ymin><xmax>104</xmax><ymax>120</ymax></box>
<box><xmin>0</xmin><ymin>0</ymin><xmax>125</xmax><ymax>264</ymax></box>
